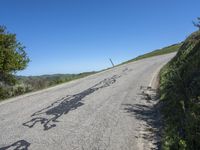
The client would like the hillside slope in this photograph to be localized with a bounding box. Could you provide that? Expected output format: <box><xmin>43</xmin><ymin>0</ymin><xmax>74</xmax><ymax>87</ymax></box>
<box><xmin>159</xmin><ymin>31</ymin><xmax>200</xmax><ymax>149</ymax></box>
<box><xmin>123</xmin><ymin>43</ymin><xmax>181</xmax><ymax>64</ymax></box>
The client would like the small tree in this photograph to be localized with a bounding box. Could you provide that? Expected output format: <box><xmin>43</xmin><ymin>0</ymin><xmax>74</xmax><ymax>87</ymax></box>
<box><xmin>193</xmin><ymin>17</ymin><xmax>200</xmax><ymax>30</ymax></box>
<box><xmin>0</xmin><ymin>26</ymin><xmax>30</xmax><ymax>85</ymax></box>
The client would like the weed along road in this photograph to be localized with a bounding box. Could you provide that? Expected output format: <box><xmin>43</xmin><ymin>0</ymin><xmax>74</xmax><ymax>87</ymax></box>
<box><xmin>0</xmin><ymin>53</ymin><xmax>175</xmax><ymax>150</ymax></box>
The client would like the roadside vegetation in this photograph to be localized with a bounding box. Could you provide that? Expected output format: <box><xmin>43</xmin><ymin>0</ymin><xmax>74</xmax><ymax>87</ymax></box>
<box><xmin>159</xmin><ymin>30</ymin><xmax>200</xmax><ymax>149</ymax></box>
<box><xmin>0</xmin><ymin>72</ymin><xmax>95</xmax><ymax>100</ymax></box>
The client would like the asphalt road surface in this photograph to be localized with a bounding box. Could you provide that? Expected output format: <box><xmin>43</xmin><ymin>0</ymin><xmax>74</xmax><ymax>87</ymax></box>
<box><xmin>0</xmin><ymin>53</ymin><xmax>175</xmax><ymax>150</ymax></box>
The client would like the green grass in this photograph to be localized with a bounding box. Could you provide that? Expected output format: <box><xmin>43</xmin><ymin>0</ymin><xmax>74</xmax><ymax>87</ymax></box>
<box><xmin>122</xmin><ymin>43</ymin><xmax>181</xmax><ymax>65</ymax></box>
<box><xmin>159</xmin><ymin>31</ymin><xmax>200</xmax><ymax>150</ymax></box>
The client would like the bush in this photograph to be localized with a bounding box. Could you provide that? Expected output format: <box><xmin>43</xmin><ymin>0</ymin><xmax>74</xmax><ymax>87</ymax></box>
<box><xmin>0</xmin><ymin>87</ymin><xmax>9</xmax><ymax>100</ymax></box>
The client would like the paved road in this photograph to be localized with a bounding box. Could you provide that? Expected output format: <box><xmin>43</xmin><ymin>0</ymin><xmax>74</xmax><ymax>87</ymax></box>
<box><xmin>0</xmin><ymin>53</ymin><xmax>175</xmax><ymax>150</ymax></box>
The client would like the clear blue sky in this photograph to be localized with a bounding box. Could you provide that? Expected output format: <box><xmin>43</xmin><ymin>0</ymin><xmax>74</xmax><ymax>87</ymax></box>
<box><xmin>0</xmin><ymin>0</ymin><xmax>199</xmax><ymax>76</ymax></box>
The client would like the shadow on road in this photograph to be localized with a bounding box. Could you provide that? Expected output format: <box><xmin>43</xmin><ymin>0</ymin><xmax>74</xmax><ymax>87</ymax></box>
<box><xmin>123</xmin><ymin>86</ymin><xmax>162</xmax><ymax>150</ymax></box>
<box><xmin>0</xmin><ymin>140</ymin><xmax>30</xmax><ymax>150</ymax></box>
<box><xmin>23</xmin><ymin>75</ymin><xmax>120</xmax><ymax>131</ymax></box>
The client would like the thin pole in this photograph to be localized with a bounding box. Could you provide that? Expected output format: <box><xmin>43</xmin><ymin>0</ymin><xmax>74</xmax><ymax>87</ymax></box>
<box><xmin>109</xmin><ymin>58</ymin><xmax>115</xmax><ymax>67</ymax></box>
